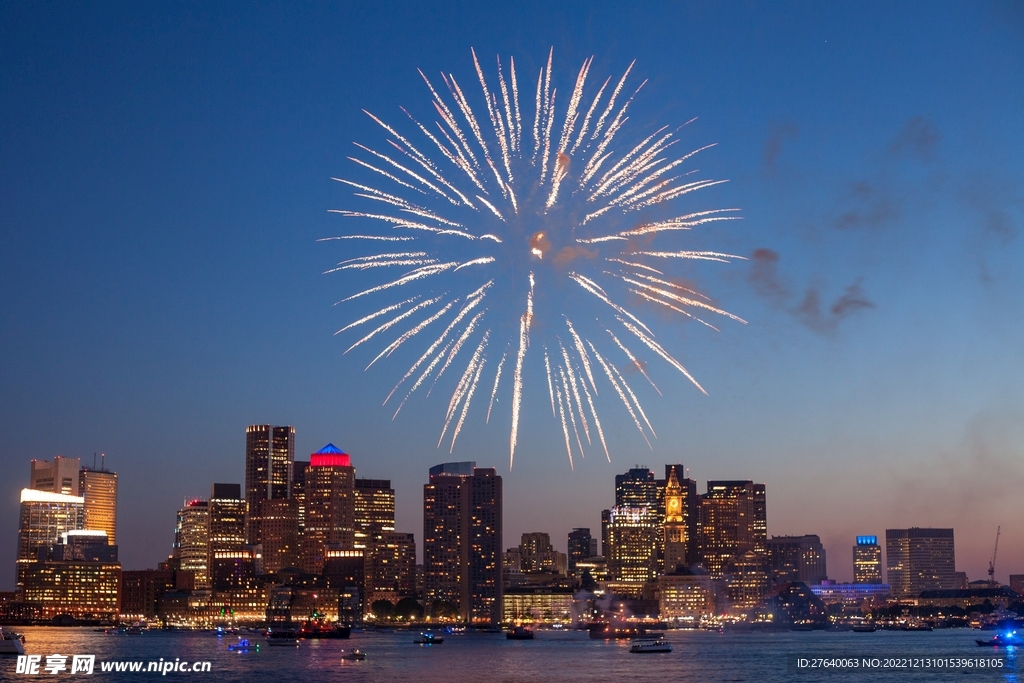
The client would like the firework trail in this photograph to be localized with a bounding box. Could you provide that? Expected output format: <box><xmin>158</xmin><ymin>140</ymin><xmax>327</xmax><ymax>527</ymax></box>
<box><xmin>324</xmin><ymin>50</ymin><xmax>746</xmax><ymax>468</ymax></box>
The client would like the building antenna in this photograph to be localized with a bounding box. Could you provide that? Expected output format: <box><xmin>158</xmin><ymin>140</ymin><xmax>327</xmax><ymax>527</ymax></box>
<box><xmin>101</xmin><ymin>452</ymin><xmax>105</xmax><ymax>471</ymax></box>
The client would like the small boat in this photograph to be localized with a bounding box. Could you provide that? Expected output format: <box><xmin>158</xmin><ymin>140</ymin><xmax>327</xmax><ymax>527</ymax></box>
<box><xmin>630</xmin><ymin>638</ymin><xmax>673</xmax><ymax>653</ymax></box>
<box><xmin>0</xmin><ymin>630</ymin><xmax>25</xmax><ymax>656</ymax></box>
<box><xmin>266</xmin><ymin>630</ymin><xmax>300</xmax><ymax>646</ymax></box>
<box><xmin>588</xmin><ymin>622</ymin><xmax>647</xmax><ymax>639</ymax></box>
<box><xmin>125</xmin><ymin>626</ymin><xmax>144</xmax><ymax>635</ymax></box>
<box><xmin>342</xmin><ymin>649</ymin><xmax>366</xmax><ymax>661</ymax></box>
<box><xmin>414</xmin><ymin>632</ymin><xmax>444</xmax><ymax>644</ymax></box>
<box><xmin>976</xmin><ymin>630</ymin><xmax>1023</xmax><ymax>647</ymax></box>
<box><xmin>298</xmin><ymin>620</ymin><xmax>351</xmax><ymax>639</ymax></box>
<box><xmin>506</xmin><ymin>626</ymin><xmax>535</xmax><ymax>640</ymax></box>
<box><xmin>228</xmin><ymin>638</ymin><xmax>259</xmax><ymax>652</ymax></box>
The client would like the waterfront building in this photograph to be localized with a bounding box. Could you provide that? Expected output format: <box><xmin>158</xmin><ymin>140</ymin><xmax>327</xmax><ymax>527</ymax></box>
<box><xmin>173</xmin><ymin>499</ymin><xmax>210</xmax><ymax>589</ymax></box>
<box><xmin>365</xmin><ymin>532</ymin><xmax>416</xmax><ymax>605</ymax></box>
<box><xmin>724</xmin><ymin>549</ymin><xmax>770</xmax><ymax>610</ymax></box>
<box><xmin>853</xmin><ymin>536</ymin><xmax>883</xmax><ymax>584</ymax></box>
<box><xmin>301</xmin><ymin>445</ymin><xmax>355</xmax><ymax>574</ymax></box>
<box><xmin>30</xmin><ymin>456</ymin><xmax>80</xmax><ymax>495</ymax></box>
<box><xmin>16</xmin><ymin>488</ymin><xmax>84</xmax><ymax>592</ymax></box>
<box><xmin>208</xmin><ymin>484</ymin><xmax>246</xmax><ymax>584</ymax></box>
<box><xmin>210</xmin><ymin>546</ymin><xmax>261</xmax><ymax>591</ymax></box>
<box><xmin>502</xmin><ymin>587</ymin><xmax>574</xmax><ymax>625</ymax></box>
<box><xmin>659</xmin><ymin>569</ymin><xmax>714</xmax><ymax>620</ymax></box>
<box><xmin>323</xmin><ymin>546</ymin><xmax>365</xmax><ymax>622</ymax></box>
<box><xmin>915</xmin><ymin>586</ymin><xmax>1020</xmax><ymax>610</ymax></box>
<box><xmin>244</xmin><ymin>424</ymin><xmax>295</xmax><ymax>545</ymax></box>
<box><xmin>120</xmin><ymin>569</ymin><xmax>176</xmax><ymax>619</ymax></box>
<box><xmin>422</xmin><ymin>462</ymin><xmax>502</xmax><ymax>624</ymax></box>
<box><xmin>700</xmin><ymin>480</ymin><xmax>767</xmax><ymax>579</ymax></box>
<box><xmin>23</xmin><ymin>532</ymin><xmax>121</xmax><ymax>620</ymax></box>
<box><xmin>767</xmin><ymin>535</ymin><xmax>827</xmax><ymax>585</ymax></box>
<box><xmin>810</xmin><ymin>580</ymin><xmax>891</xmax><ymax>607</ymax></box>
<box><xmin>260</xmin><ymin>498</ymin><xmax>299</xmax><ymax>573</ymax></box>
<box><xmin>567</xmin><ymin>528</ymin><xmax>597</xmax><ymax>574</ymax></box>
<box><xmin>885</xmin><ymin>528</ymin><xmax>956</xmax><ymax>597</ymax></box>
<box><xmin>605</xmin><ymin>505</ymin><xmax>659</xmax><ymax>593</ymax></box>
<box><xmin>1011</xmin><ymin>575</ymin><xmax>1024</xmax><ymax>595</ymax></box>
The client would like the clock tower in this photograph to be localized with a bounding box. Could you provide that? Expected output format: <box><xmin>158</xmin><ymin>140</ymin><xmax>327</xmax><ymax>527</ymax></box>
<box><xmin>663</xmin><ymin>466</ymin><xmax>688</xmax><ymax>572</ymax></box>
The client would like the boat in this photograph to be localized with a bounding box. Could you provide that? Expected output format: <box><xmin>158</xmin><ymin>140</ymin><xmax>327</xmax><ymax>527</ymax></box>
<box><xmin>228</xmin><ymin>638</ymin><xmax>259</xmax><ymax>652</ymax></box>
<box><xmin>506</xmin><ymin>626</ymin><xmax>535</xmax><ymax>640</ymax></box>
<box><xmin>125</xmin><ymin>626</ymin><xmax>144</xmax><ymax>635</ymax></box>
<box><xmin>588</xmin><ymin>622</ymin><xmax>647</xmax><ymax>639</ymax></box>
<box><xmin>976</xmin><ymin>630</ymin><xmax>1023</xmax><ymax>647</ymax></box>
<box><xmin>630</xmin><ymin>638</ymin><xmax>673</xmax><ymax>654</ymax></box>
<box><xmin>851</xmin><ymin>624</ymin><xmax>877</xmax><ymax>633</ymax></box>
<box><xmin>342</xmin><ymin>649</ymin><xmax>366</xmax><ymax>661</ymax></box>
<box><xmin>298</xmin><ymin>620</ymin><xmax>351</xmax><ymax>639</ymax></box>
<box><xmin>266</xmin><ymin>629</ymin><xmax>300</xmax><ymax>646</ymax></box>
<box><xmin>414</xmin><ymin>632</ymin><xmax>444</xmax><ymax>644</ymax></box>
<box><xmin>0</xmin><ymin>630</ymin><xmax>25</xmax><ymax>656</ymax></box>
<box><xmin>901</xmin><ymin>622</ymin><xmax>933</xmax><ymax>632</ymax></box>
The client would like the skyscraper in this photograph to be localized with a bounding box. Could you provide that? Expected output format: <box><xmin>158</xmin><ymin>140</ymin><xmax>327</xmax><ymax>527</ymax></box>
<box><xmin>301</xmin><ymin>445</ymin><xmax>355</xmax><ymax>574</ymax></box>
<box><xmin>886</xmin><ymin>528</ymin><xmax>956</xmax><ymax>597</ymax></box>
<box><xmin>30</xmin><ymin>456</ymin><xmax>81</xmax><ymax>495</ymax></box>
<box><xmin>767</xmin><ymin>535</ymin><xmax>827</xmax><ymax>585</ymax></box>
<box><xmin>16</xmin><ymin>489</ymin><xmax>85</xmax><ymax>591</ymax></box>
<box><xmin>260</xmin><ymin>498</ymin><xmax>299</xmax><ymax>574</ymax></box>
<box><xmin>665</xmin><ymin>465</ymin><xmax>700</xmax><ymax>567</ymax></box>
<box><xmin>567</xmin><ymin>528</ymin><xmax>596</xmax><ymax>574</ymax></box>
<box><xmin>365</xmin><ymin>532</ymin><xmax>416</xmax><ymax>604</ymax></box>
<box><xmin>422</xmin><ymin>462</ymin><xmax>502</xmax><ymax>625</ymax></box>
<box><xmin>173</xmin><ymin>499</ymin><xmax>210</xmax><ymax>589</ymax></box>
<box><xmin>663</xmin><ymin>467</ymin><xmax>688</xmax><ymax>572</ymax></box>
<box><xmin>291</xmin><ymin>460</ymin><xmax>310</xmax><ymax>534</ymax></box>
<box><xmin>700</xmin><ymin>480</ymin><xmax>767</xmax><ymax>578</ymax></box>
<box><xmin>354</xmin><ymin>479</ymin><xmax>395</xmax><ymax>549</ymax></box>
<box><xmin>79</xmin><ymin>466</ymin><xmax>118</xmax><ymax>545</ymax></box>
<box><xmin>853</xmin><ymin>536</ymin><xmax>883</xmax><ymax>584</ymax></box>
<box><xmin>610</xmin><ymin>467</ymin><xmax>662</xmax><ymax>576</ymax></box>
<box><xmin>605</xmin><ymin>506</ymin><xmax>660</xmax><ymax>592</ymax></box>
<box><xmin>244</xmin><ymin>424</ymin><xmax>295</xmax><ymax>545</ymax></box>
<box><xmin>208</xmin><ymin>483</ymin><xmax>246</xmax><ymax>584</ymax></box>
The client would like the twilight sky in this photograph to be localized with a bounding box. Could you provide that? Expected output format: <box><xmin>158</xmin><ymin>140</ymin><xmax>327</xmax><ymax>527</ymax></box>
<box><xmin>2</xmin><ymin>1</ymin><xmax>1022</xmax><ymax>590</ymax></box>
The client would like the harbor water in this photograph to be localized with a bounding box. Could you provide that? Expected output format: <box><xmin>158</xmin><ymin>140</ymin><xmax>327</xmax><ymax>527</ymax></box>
<box><xmin>2</xmin><ymin>626</ymin><xmax>1018</xmax><ymax>682</ymax></box>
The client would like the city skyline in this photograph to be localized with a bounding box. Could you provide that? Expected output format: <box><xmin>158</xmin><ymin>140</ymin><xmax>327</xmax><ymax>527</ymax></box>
<box><xmin>2</xmin><ymin>2</ymin><xmax>1022</xmax><ymax>594</ymax></box>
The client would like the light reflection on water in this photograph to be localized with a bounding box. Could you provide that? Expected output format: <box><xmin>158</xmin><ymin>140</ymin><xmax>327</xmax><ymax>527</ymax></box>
<box><xmin>2</xmin><ymin>627</ymin><xmax>1018</xmax><ymax>682</ymax></box>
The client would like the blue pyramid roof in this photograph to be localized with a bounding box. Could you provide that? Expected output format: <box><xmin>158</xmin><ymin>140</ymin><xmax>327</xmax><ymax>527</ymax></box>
<box><xmin>315</xmin><ymin>443</ymin><xmax>344</xmax><ymax>454</ymax></box>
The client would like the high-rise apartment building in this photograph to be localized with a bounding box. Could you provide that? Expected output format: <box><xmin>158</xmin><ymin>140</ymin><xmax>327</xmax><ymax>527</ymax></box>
<box><xmin>30</xmin><ymin>457</ymin><xmax>81</xmax><ymax>495</ymax></box>
<box><xmin>173</xmin><ymin>499</ymin><xmax>210</xmax><ymax>588</ymax></box>
<box><xmin>886</xmin><ymin>528</ymin><xmax>956</xmax><ymax>597</ymax></box>
<box><xmin>79</xmin><ymin>466</ymin><xmax>118</xmax><ymax>545</ymax></box>
<box><xmin>365</xmin><ymin>532</ymin><xmax>416</xmax><ymax>605</ymax></box>
<box><xmin>17</xmin><ymin>489</ymin><xmax>85</xmax><ymax>591</ymax></box>
<box><xmin>700</xmin><ymin>480</ymin><xmax>767</xmax><ymax>578</ymax></box>
<box><xmin>301</xmin><ymin>445</ymin><xmax>355</xmax><ymax>574</ymax></box>
<box><xmin>422</xmin><ymin>462</ymin><xmax>502</xmax><ymax>625</ymax></box>
<box><xmin>244</xmin><ymin>425</ymin><xmax>295</xmax><ymax>545</ymax></box>
<box><xmin>767</xmin><ymin>535</ymin><xmax>827</xmax><ymax>585</ymax></box>
<box><xmin>853</xmin><ymin>536</ymin><xmax>883</xmax><ymax>584</ymax></box>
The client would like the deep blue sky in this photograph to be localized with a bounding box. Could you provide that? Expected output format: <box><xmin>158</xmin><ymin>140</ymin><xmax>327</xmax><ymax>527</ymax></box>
<box><xmin>2</xmin><ymin>1</ymin><xmax>1022</xmax><ymax>589</ymax></box>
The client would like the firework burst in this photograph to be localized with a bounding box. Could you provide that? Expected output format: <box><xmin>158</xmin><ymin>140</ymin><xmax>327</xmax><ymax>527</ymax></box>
<box><xmin>323</xmin><ymin>49</ymin><xmax>746</xmax><ymax>469</ymax></box>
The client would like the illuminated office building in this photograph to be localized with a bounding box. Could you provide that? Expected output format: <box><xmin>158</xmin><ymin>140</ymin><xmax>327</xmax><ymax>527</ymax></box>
<box><xmin>365</xmin><ymin>532</ymin><xmax>416</xmax><ymax>604</ymax></box>
<box><xmin>30</xmin><ymin>456</ymin><xmax>80</xmax><ymax>495</ymax></box>
<box><xmin>16</xmin><ymin>489</ymin><xmax>84</xmax><ymax>591</ymax></box>
<box><xmin>725</xmin><ymin>549</ymin><xmax>770</xmax><ymax>609</ymax></box>
<box><xmin>423</xmin><ymin>462</ymin><xmax>502</xmax><ymax>624</ymax></box>
<box><xmin>354</xmin><ymin>478</ymin><xmax>395</xmax><ymax>549</ymax></box>
<box><xmin>173</xmin><ymin>499</ymin><xmax>210</xmax><ymax>589</ymax></box>
<box><xmin>886</xmin><ymin>528</ymin><xmax>956</xmax><ymax>597</ymax></box>
<box><xmin>291</xmin><ymin>460</ymin><xmax>310</xmax><ymax>533</ymax></box>
<box><xmin>853</xmin><ymin>536</ymin><xmax>883</xmax><ymax>584</ymax></box>
<box><xmin>301</xmin><ymin>445</ymin><xmax>355</xmax><ymax>574</ymax></box>
<box><xmin>700</xmin><ymin>480</ymin><xmax>767</xmax><ymax>579</ymax></box>
<box><xmin>79</xmin><ymin>466</ymin><xmax>118</xmax><ymax>545</ymax></box>
<box><xmin>208</xmin><ymin>484</ymin><xmax>247</xmax><ymax>585</ymax></box>
<box><xmin>663</xmin><ymin>467</ymin><xmax>690</xmax><ymax>573</ymax></box>
<box><xmin>659</xmin><ymin>569</ymin><xmax>715</xmax><ymax>620</ymax></box>
<box><xmin>605</xmin><ymin>506</ymin><xmax>660</xmax><ymax>591</ymax></box>
<box><xmin>23</xmin><ymin>531</ymin><xmax>120</xmax><ymax>620</ymax></box>
<box><xmin>664</xmin><ymin>465</ymin><xmax>700</xmax><ymax>567</ymax></box>
<box><xmin>567</xmin><ymin>528</ymin><xmax>597</xmax><ymax>574</ymax></box>
<box><xmin>767</xmin><ymin>535</ymin><xmax>827</xmax><ymax>585</ymax></box>
<box><xmin>244</xmin><ymin>424</ymin><xmax>295</xmax><ymax>545</ymax></box>
<box><xmin>260</xmin><ymin>498</ymin><xmax>299</xmax><ymax>573</ymax></box>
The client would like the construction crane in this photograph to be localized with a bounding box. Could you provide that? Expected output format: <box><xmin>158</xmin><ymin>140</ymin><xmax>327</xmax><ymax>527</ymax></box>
<box><xmin>988</xmin><ymin>526</ymin><xmax>1001</xmax><ymax>586</ymax></box>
